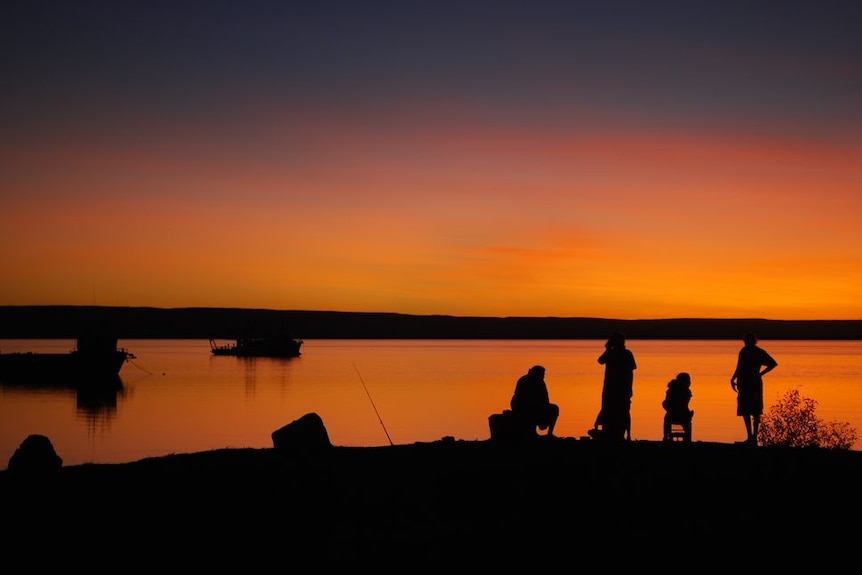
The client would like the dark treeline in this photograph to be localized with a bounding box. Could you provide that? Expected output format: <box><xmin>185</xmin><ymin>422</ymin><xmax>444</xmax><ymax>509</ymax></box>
<box><xmin>1</xmin><ymin>306</ymin><xmax>861</xmax><ymax>340</ymax></box>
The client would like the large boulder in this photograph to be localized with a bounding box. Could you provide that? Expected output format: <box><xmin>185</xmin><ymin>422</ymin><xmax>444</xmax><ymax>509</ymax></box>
<box><xmin>8</xmin><ymin>434</ymin><xmax>63</xmax><ymax>473</ymax></box>
<box><xmin>272</xmin><ymin>412</ymin><xmax>332</xmax><ymax>454</ymax></box>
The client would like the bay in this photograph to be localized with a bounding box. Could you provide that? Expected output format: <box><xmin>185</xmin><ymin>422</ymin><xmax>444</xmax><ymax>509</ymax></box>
<box><xmin>2</xmin><ymin>338</ymin><xmax>861</xmax><ymax>469</ymax></box>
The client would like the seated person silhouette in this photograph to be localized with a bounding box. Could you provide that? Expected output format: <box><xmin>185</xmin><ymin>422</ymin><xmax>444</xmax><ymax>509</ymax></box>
<box><xmin>662</xmin><ymin>372</ymin><xmax>694</xmax><ymax>442</ymax></box>
<box><xmin>510</xmin><ymin>365</ymin><xmax>559</xmax><ymax>437</ymax></box>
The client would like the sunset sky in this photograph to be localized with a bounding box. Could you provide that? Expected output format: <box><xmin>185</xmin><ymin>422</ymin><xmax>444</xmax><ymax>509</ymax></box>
<box><xmin>3</xmin><ymin>1</ymin><xmax>861</xmax><ymax>320</ymax></box>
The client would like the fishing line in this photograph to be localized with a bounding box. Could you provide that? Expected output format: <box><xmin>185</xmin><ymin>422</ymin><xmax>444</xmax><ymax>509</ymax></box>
<box><xmin>353</xmin><ymin>362</ymin><xmax>393</xmax><ymax>446</ymax></box>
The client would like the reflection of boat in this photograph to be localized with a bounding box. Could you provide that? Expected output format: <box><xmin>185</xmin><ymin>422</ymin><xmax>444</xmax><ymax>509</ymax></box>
<box><xmin>210</xmin><ymin>336</ymin><xmax>303</xmax><ymax>358</ymax></box>
<box><xmin>1</xmin><ymin>373</ymin><xmax>124</xmax><ymax>410</ymax></box>
<box><xmin>0</xmin><ymin>337</ymin><xmax>135</xmax><ymax>381</ymax></box>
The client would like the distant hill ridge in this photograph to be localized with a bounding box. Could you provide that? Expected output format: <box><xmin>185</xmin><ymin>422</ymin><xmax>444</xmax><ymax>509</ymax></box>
<box><xmin>1</xmin><ymin>306</ymin><xmax>860</xmax><ymax>340</ymax></box>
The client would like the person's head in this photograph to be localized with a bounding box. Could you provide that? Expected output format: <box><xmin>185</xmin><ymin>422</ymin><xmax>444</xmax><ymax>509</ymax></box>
<box><xmin>743</xmin><ymin>332</ymin><xmax>758</xmax><ymax>346</ymax></box>
<box><xmin>607</xmin><ymin>332</ymin><xmax>626</xmax><ymax>348</ymax></box>
<box><xmin>676</xmin><ymin>372</ymin><xmax>691</xmax><ymax>388</ymax></box>
<box><xmin>528</xmin><ymin>365</ymin><xmax>545</xmax><ymax>378</ymax></box>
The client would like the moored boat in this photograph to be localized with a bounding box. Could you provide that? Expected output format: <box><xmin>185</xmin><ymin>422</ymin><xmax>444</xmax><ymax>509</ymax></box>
<box><xmin>0</xmin><ymin>336</ymin><xmax>135</xmax><ymax>381</ymax></box>
<box><xmin>210</xmin><ymin>336</ymin><xmax>303</xmax><ymax>358</ymax></box>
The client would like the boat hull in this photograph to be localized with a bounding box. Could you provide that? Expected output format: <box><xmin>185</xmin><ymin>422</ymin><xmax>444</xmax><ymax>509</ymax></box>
<box><xmin>0</xmin><ymin>351</ymin><xmax>131</xmax><ymax>381</ymax></box>
<box><xmin>0</xmin><ymin>337</ymin><xmax>133</xmax><ymax>382</ymax></box>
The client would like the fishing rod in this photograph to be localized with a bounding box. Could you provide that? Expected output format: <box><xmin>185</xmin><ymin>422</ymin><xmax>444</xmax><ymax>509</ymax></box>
<box><xmin>353</xmin><ymin>362</ymin><xmax>394</xmax><ymax>446</ymax></box>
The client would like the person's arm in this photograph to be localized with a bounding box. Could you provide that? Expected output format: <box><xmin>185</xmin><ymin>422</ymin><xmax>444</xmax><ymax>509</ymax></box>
<box><xmin>759</xmin><ymin>350</ymin><xmax>778</xmax><ymax>377</ymax></box>
<box><xmin>598</xmin><ymin>340</ymin><xmax>613</xmax><ymax>364</ymax></box>
<box><xmin>730</xmin><ymin>351</ymin><xmax>741</xmax><ymax>391</ymax></box>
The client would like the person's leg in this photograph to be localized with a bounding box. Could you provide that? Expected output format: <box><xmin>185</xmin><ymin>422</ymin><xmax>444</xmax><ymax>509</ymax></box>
<box><xmin>607</xmin><ymin>407</ymin><xmax>626</xmax><ymax>440</ymax></box>
<box><xmin>743</xmin><ymin>415</ymin><xmax>753</xmax><ymax>441</ymax></box>
<box><xmin>663</xmin><ymin>414</ymin><xmax>671</xmax><ymax>441</ymax></box>
<box><xmin>547</xmin><ymin>403</ymin><xmax>560</xmax><ymax>436</ymax></box>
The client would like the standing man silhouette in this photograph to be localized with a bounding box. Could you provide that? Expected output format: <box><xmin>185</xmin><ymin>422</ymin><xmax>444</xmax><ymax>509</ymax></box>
<box><xmin>731</xmin><ymin>333</ymin><xmax>778</xmax><ymax>445</ymax></box>
<box><xmin>596</xmin><ymin>332</ymin><xmax>637</xmax><ymax>440</ymax></box>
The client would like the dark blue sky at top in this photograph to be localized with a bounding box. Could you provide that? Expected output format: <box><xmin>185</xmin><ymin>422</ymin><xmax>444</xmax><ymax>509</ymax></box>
<box><xmin>4</xmin><ymin>0</ymin><xmax>861</xmax><ymax>140</ymax></box>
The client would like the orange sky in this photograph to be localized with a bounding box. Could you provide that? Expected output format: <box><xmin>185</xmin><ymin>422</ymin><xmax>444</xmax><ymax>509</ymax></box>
<box><xmin>2</xmin><ymin>2</ymin><xmax>861</xmax><ymax>320</ymax></box>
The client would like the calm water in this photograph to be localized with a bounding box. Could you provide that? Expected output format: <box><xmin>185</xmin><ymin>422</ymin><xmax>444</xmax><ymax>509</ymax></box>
<box><xmin>2</xmin><ymin>338</ymin><xmax>861</xmax><ymax>469</ymax></box>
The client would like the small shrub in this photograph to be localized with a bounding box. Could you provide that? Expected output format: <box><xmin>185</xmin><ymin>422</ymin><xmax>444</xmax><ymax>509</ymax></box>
<box><xmin>759</xmin><ymin>389</ymin><xmax>857</xmax><ymax>450</ymax></box>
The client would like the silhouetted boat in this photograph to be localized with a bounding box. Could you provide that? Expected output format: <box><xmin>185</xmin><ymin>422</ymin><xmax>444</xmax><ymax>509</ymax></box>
<box><xmin>0</xmin><ymin>336</ymin><xmax>134</xmax><ymax>381</ymax></box>
<box><xmin>209</xmin><ymin>336</ymin><xmax>303</xmax><ymax>358</ymax></box>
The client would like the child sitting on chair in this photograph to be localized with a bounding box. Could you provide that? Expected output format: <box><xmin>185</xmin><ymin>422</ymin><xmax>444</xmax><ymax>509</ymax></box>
<box><xmin>662</xmin><ymin>372</ymin><xmax>694</xmax><ymax>442</ymax></box>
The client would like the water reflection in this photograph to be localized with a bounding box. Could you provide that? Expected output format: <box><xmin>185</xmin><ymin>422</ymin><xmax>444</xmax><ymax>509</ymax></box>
<box><xmin>0</xmin><ymin>373</ymin><xmax>124</xmax><ymax>420</ymax></box>
<box><xmin>209</xmin><ymin>354</ymin><xmax>300</xmax><ymax>399</ymax></box>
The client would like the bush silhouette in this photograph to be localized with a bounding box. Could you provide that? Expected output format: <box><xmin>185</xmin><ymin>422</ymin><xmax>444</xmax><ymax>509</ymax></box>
<box><xmin>759</xmin><ymin>389</ymin><xmax>857</xmax><ymax>449</ymax></box>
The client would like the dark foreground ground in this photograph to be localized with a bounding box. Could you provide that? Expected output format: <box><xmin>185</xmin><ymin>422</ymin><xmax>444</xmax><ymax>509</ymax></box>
<box><xmin>2</xmin><ymin>437</ymin><xmax>861</xmax><ymax>568</ymax></box>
